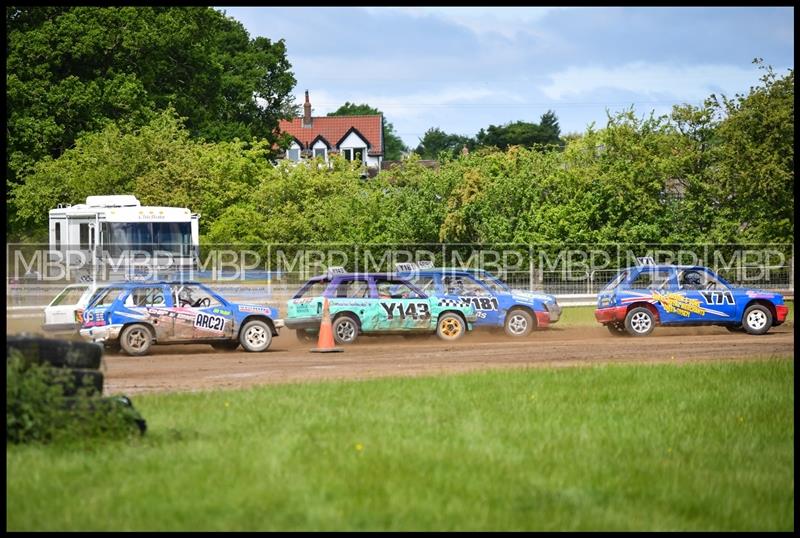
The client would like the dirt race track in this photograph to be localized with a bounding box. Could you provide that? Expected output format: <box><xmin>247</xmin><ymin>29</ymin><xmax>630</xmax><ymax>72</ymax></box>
<box><xmin>99</xmin><ymin>325</ymin><xmax>795</xmax><ymax>395</ymax></box>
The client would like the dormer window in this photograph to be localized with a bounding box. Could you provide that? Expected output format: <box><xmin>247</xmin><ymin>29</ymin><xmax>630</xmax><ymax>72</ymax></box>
<box><xmin>314</xmin><ymin>147</ymin><xmax>327</xmax><ymax>159</ymax></box>
<box><xmin>287</xmin><ymin>148</ymin><xmax>301</xmax><ymax>161</ymax></box>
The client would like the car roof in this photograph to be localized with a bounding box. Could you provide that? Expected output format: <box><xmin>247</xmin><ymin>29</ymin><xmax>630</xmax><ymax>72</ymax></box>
<box><xmin>622</xmin><ymin>265</ymin><xmax>710</xmax><ymax>272</ymax></box>
<box><xmin>306</xmin><ymin>273</ymin><xmax>410</xmax><ymax>281</ymax></box>
<box><xmin>100</xmin><ymin>280</ymin><xmax>207</xmax><ymax>288</ymax></box>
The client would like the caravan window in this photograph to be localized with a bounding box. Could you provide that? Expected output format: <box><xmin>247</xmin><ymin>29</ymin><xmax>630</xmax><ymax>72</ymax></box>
<box><xmin>101</xmin><ymin>222</ymin><xmax>191</xmax><ymax>256</ymax></box>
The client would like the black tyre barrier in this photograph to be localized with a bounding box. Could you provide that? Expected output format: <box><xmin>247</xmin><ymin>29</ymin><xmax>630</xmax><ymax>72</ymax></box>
<box><xmin>7</xmin><ymin>335</ymin><xmax>102</xmax><ymax>369</ymax></box>
<box><xmin>48</xmin><ymin>367</ymin><xmax>104</xmax><ymax>397</ymax></box>
<box><xmin>62</xmin><ymin>394</ymin><xmax>147</xmax><ymax>435</ymax></box>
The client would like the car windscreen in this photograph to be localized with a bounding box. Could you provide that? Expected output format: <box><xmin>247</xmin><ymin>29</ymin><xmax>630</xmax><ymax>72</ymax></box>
<box><xmin>293</xmin><ymin>279</ymin><xmax>330</xmax><ymax>299</ymax></box>
<box><xmin>602</xmin><ymin>271</ymin><xmax>628</xmax><ymax>292</ymax></box>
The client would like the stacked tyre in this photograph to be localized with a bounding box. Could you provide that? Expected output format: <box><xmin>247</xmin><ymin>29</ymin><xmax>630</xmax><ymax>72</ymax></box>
<box><xmin>7</xmin><ymin>335</ymin><xmax>147</xmax><ymax>435</ymax></box>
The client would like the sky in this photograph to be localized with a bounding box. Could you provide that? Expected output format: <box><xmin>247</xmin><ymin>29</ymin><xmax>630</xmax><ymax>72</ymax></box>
<box><xmin>218</xmin><ymin>6</ymin><xmax>794</xmax><ymax>149</ymax></box>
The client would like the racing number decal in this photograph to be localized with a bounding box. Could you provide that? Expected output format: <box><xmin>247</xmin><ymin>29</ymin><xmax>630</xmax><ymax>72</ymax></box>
<box><xmin>699</xmin><ymin>291</ymin><xmax>735</xmax><ymax>305</ymax></box>
<box><xmin>194</xmin><ymin>312</ymin><xmax>226</xmax><ymax>332</ymax></box>
<box><xmin>380</xmin><ymin>302</ymin><xmax>431</xmax><ymax>320</ymax></box>
<box><xmin>460</xmin><ymin>296</ymin><xmax>499</xmax><ymax>311</ymax></box>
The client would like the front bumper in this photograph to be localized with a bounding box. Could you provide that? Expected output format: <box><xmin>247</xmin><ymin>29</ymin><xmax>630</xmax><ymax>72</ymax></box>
<box><xmin>545</xmin><ymin>302</ymin><xmax>562</xmax><ymax>323</ymax></box>
<box><xmin>79</xmin><ymin>324</ymin><xmax>123</xmax><ymax>344</ymax></box>
<box><xmin>595</xmin><ymin>306</ymin><xmax>629</xmax><ymax>324</ymax></box>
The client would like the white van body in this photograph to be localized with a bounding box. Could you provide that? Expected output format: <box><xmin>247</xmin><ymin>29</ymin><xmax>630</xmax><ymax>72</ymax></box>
<box><xmin>48</xmin><ymin>195</ymin><xmax>200</xmax><ymax>281</ymax></box>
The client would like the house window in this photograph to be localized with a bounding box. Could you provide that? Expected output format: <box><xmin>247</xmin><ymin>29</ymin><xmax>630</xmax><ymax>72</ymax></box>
<box><xmin>54</xmin><ymin>222</ymin><xmax>61</xmax><ymax>249</ymax></box>
<box><xmin>287</xmin><ymin>148</ymin><xmax>301</xmax><ymax>161</ymax></box>
<box><xmin>314</xmin><ymin>147</ymin><xmax>327</xmax><ymax>159</ymax></box>
<box><xmin>343</xmin><ymin>148</ymin><xmax>365</xmax><ymax>162</ymax></box>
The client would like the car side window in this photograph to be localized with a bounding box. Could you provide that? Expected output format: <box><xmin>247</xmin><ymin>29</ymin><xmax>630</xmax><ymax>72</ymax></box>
<box><xmin>414</xmin><ymin>276</ymin><xmax>436</xmax><ymax>295</ymax></box>
<box><xmin>679</xmin><ymin>269</ymin><xmax>724</xmax><ymax>291</ymax></box>
<box><xmin>333</xmin><ymin>278</ymin><xmax>370</xmax><ymax>298</ymax></box>
<box><xmin>93</xmin><ymin>287</ymin><xmax>124</xmax><ymax>307</ymax></box>
<box><xmin>374</xmin><ymin>279</ymin><xmax>422</xmax><ymax>299</ymax></box>
<box><xmin>124</xmin><ymin>287</ymin><xmax>167</xmax><ymax>307</ymax></box>
<box><xmin>172</xmin><ymin>284</ymin><xmax>221</xmax><ymax>308</ymax></box>
<box><xmin>294</xmin><ymin>279</ymin><xmax>330</xmax><ymax>299</ymax></box>
<box><xmin>443</xmin><ymin>275</ymin><xmax>485</xmax><ymax>296</ymax></box>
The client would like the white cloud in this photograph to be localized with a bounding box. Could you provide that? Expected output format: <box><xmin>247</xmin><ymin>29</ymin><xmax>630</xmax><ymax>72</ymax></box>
<box><xmin>368</xmin><ymin>7</ymin><xmax>561</xmax><ymax>39</ymax></box>
<box><xmin>541</xmin><ymin>62</ymin><xmax>761</xmax><ymax>102</ymax></box>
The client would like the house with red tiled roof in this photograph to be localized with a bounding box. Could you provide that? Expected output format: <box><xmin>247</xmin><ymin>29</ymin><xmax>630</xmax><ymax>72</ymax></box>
<box><xmin>277</xmin><ymin>91</ymin><xmax>384</xmax><ymax>172</ymax></box>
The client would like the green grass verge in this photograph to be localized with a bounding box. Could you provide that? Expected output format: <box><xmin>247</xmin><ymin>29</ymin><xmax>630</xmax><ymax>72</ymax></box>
<box><xmin>6</xmin><ymin>359</ymin><xmax>794</xmax><ymax>531</ymax></box>
<box><xmin>559</xmin><ymin>300</ymin><xmax>794</xmax><ymax>328</ymax></box>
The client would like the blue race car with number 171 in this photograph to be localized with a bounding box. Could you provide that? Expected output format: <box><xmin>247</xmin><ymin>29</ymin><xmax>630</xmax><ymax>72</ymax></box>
<box><xmin>594</xmin><ymin>259</ymin><xmax>788</xmax><ymax>336</ymax></box>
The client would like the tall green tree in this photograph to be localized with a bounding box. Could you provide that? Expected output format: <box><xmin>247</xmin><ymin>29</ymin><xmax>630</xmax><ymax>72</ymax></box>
<box><xmin>475</xmin><ymin>111</ymin><xmax>563</xmax><ymax>150</ymax></box>
<box><xmin>6</xmin><ymin>6</ymin><xmax>297</xmax><ymax>188</ymax></box>
<box><xmin>414</xmin><ymin>127</ymin><xmax>475</xmax><ymax>160</ymax></box>
<box><xmin>327</xmin><ymin>102</ymin><xmax>407</xmax><ymax>160</ymax></box>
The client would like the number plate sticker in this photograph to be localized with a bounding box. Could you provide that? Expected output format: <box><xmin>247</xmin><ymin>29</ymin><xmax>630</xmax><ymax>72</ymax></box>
<box><xmin>194</xmin><ymin>312</ymin><xmax>227</xmax><ymax>333</ymax></box>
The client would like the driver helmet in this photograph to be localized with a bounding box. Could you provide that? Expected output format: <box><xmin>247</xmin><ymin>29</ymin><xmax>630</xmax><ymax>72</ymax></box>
<box><xmin>178</xmin><ymin>287</ymin><xmax>194</xmax><ymax>303</ymax></box>
<box><xmin>683</xmin><ymin>271</ymin><xmax>702</xmax><ymax>289</ymax></box>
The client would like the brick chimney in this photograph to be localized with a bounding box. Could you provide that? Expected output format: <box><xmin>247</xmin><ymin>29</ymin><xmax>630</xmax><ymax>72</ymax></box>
<box><xmin>303</xmin><ymin>90</ymin><xmax>312</xmax><ymax>127</ymax></box>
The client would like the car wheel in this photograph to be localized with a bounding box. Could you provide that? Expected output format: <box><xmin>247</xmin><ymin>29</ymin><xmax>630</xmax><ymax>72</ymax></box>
<box><xmin>211</xmin><ymin>341</ymin><xmax>240</xmax><ymax>352</ymax></box>
<box><xmin>296</xmin><ymin>329</ymin><xmax>316</xmax><ymax>343</ymax></box>
<box><xmin>624</xmin><ymin>307</ymin><xmax>655</xmax><ymax>337</ymax></box>
<box><xmin>332</xmin><ymin>315</ymin><xmax>359</xmax><ymax>345</ymax></box>
<box><xmin>742</xmin><ymin>304</ymin><xmax>773</xmax><ymax>335</ymax></box>
<box><xmin>504</xmin><ymin>309</ymin><xmax>533</xmax><ymax>337</ymax></box>
<box><xmin>120</xmin><ymin>324</ymin><xmax>154</xmax><ymax>356</ymax></box>
<box><xmin>606</xmin><ymin>322</ymin><xmax>628</xmax><ymax>336</ymax></box>
<box><xmin>239</xmin><ymin>320</ymin><xmax>273</xmax><ymax>352</ymax></box>
<box><xmin>6</xmin><ymin>335</ymin><xmax>103</xmax><ymax>369</ymax></box>
<box><xmin>437</xmin><ymin>313</ymin><xmax>466</xmax><ymax>341</ymax></box>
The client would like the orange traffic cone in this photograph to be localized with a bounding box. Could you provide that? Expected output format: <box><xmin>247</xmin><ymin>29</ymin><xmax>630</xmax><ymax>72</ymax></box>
<box><xmin>311</xmin><ymin>298</ymin><xmax>343</xmax><ymax>353</ymax></box>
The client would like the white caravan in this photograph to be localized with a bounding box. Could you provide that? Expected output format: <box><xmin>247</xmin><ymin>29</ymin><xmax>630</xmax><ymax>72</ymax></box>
<box><xmin>48</xmin><ymin>195</ymin><xmax>200</xmax><ymax>281</ymax></box>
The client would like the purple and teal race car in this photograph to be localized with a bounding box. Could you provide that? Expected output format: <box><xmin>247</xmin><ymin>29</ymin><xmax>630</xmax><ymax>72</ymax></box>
<box><xmin>595</xmin><ymin>260</ymin><xmax>789</xmax><ymax>336</ymax></box>
<box><xmin>284</xmin><ymin>268</ymin><xmax>477</xmax><ymax>344</ymax></box>
<box><xmin>79</xmin><ymin>281</ymin><xmax>282</xmax><ymax>355</ymax></box>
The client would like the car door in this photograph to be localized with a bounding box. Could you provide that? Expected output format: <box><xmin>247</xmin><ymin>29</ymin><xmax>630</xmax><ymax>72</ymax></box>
<box><xmin>372</xmin><ymin>277</ymin><xmax>431</xmax><ymax>331</ymax></box>
<box><xmin>439</xmin><ymin>274</ymin><xmax>500</xmax><ymax>325</ymax></box>
<box><xmin>121</xmin><ymin>285</ymin><xmax>175</xmax><ymax>341</ymax></box>
<box><xmin>674</xmin><ymin>268</ymin><xmax>737</xmax><ymax>323</ymax></box>
<box><xmin>171</xmin><ymin>283</ymin><xmax>235</xmax><ymax>341</ymax></box>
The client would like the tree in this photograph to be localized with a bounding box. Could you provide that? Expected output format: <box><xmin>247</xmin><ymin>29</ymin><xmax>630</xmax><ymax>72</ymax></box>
<box><xmin>475</xmin><ymin>111</ymin><xmax>563</xmax><ymax>150</ymax></box>
<box><xmin>327</xmin><ymin>102</ymin><xmax>407</xmax><ymax>160</ymax></box>
<box><xmin>6</xmin><ymin>7</ymin><xmax>297</xmax><ymax>190</ymax></box>
<box><xmin>414</xmin><ymin>127</ymin><xmax>475</xmax><ymax>160</ymax></box>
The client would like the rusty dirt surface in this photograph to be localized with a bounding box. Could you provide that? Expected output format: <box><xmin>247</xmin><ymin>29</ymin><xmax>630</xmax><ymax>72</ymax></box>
<box><xmin>75</xmin><ymin>325</ymin><xmax>796</xmax><ymax>396</ymax></box>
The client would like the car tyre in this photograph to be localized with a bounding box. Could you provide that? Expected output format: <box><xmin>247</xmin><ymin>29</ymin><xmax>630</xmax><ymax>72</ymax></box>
<box><xmin>119</xmin><ymin>324</ymin><xmax>154</xmax><ymax>356</ymax></box>
<box><xmin>6</xmin><ymin>335</ymin><xmax>102</xmax><ymax>369</ymax></box>
<box><xmin>437</xmin><ymin>313</ymin><xmax>466</xmax><ymax>341</ymax></box>
<box><xmin>504</xmin><ymin>309</ymin><xmax>533</xmax><ymax>337</ymax></box>
<box><xmin>332</xmin><ymin>315</ymin><xmax>359</xmax><ymax>345</ymax></box>
<box><xmin>624</xmin><ymin>307</ymin><xmax>655</xmax><ymax>337</ymax></box>
<box><xmin>239</xmin><ymin>320</ymin><xmax>273</xmax><ymax>352</ymax></box>
<box><xmin>742</xmin><ymin>304</ymin><xmax>772</xmax><ymax>335</ymax></box>
<box><xmin>606</xmin><ymin>322</ymin><xmax>628</xmax><ymax>336</ymax></box>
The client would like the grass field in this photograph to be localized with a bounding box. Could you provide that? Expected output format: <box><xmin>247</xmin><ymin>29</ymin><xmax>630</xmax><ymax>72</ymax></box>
<box><xmin>6</xmin><ymin>358</ymin><xmax>794</xmax><ymax>531</ymax></box>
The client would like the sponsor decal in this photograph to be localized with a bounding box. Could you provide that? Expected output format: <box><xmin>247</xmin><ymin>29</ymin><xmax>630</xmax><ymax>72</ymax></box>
<box><xmin>239</xmin><ymin>305</ymin><xmax>272</xmax><ymax>315</ymax></box>
<box><xmin>380</xmin><ymin>302</ymin><xmax>431</xmax><ymax>320</ymax></box>
<box><xmin>194</xmin><ymin>312</ymin><xmax>226</xmax><ymax>333</ymax></box>
<box><xmin>745</xmin><ymin>290</ymin><xmax>775</xmax><ymax>299</ymax></box>
<box><xmin>146</xmin><ymin>306</ymin><xmax>196</xmax><ymax>323</ymax></box>
<box><xmin>75</xmin><ymin>310</ymin><xmax>84</xmax><ymax>324</ymax></box>
<box><xmin>652</xmin><ymin>291</ymin><xmax>706</xmax><ymax>318</ymax></box>
<box><xmin>212</xmin><ymin>308</ymin><xmax>232</xmax><ymax>316</ymax></box>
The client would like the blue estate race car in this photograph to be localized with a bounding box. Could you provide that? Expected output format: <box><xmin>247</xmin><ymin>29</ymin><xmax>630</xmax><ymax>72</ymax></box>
<box><xmin>394</xmin><ymin>263</ymin><xmax>561</xmax><ymax>337</ymax></box>
<box><xmin>79</xmin><ymin>281</ymin><xmax>282</xmax><ymax>355</ymax></box>
<box><xmin>594</xmin><ymin>261</ymin><xmax>789</xmax><ymax>337</ymax></box>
